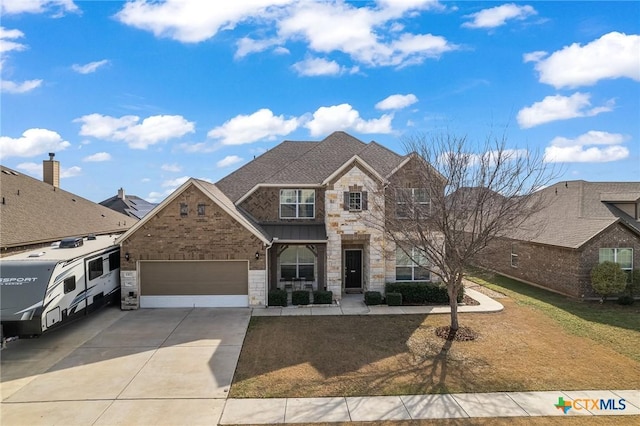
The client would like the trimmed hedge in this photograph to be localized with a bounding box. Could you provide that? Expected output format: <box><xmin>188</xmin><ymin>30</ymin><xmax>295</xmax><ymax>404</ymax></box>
<box><xmin>292</xmin><ymin>290</ymin><xmax>310</xmax><ymax>305</ymax></box>
<box><xmin>313</xmin><ymin>290</ymin><xmax>333</xmax><ymax>304</ymax></box>
<box><xmin>385</xmin><ymin>282</ymin><xmax>463</xmax><ymax>305</ymax></box>
<box><xmin>268</xmin><ymin>289</ymin><xmax>287</xmax><ymax>307</ymax></box>
<box><xmin>386</xmin><ymin>292</ymin><xmax>403</xmax><ymax>306</ymax></box>
<box><xmin>364</xmin><ymin>291</ymin><xmax>382</xmax><ymax>305</ymax></box>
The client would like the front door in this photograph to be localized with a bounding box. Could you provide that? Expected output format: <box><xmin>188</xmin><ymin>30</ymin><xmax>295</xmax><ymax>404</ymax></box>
<box><xmin>344</xmin><ymin>250</ymin><xmax>362</xmax><ymax>290</ymax></box>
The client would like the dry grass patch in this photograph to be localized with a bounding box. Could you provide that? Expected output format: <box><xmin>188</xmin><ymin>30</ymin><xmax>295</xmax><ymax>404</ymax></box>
<box><xmin>231</xmin><ymin>299</ymin><xmax>640</xmax><ymax>398</ymax></box>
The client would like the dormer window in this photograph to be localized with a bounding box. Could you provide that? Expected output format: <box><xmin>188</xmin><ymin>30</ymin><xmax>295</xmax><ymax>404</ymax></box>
<box><xmin>280</xmin><ymin>189</ymin><xmax>315</xmax><ymax>219</ymax></box>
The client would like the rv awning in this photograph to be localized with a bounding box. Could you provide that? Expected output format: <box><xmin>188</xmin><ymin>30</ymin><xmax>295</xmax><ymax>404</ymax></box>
<box><xmin>262</xmin><ymin>224</ymin><xmax>327</xmax><ymax>242</ymax></box>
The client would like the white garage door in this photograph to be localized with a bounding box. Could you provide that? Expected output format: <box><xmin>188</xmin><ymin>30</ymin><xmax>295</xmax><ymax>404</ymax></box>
<box><xmin>139</xmin><ymin>260</ymin><xmax>249</xmax><ymax>308</ymax></box>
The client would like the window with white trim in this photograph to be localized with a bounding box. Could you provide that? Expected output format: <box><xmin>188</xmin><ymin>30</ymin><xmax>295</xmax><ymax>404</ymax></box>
<box><xmin>349</xmin><ymin>192</ymin><xmax>362</xmax><ymax>211</ymax></box>
<box><xmin>511</xmin><ymin>243</ymin><xmax>518</xmax><ymax>268</ymax></box>
<box><xmin>396</xmin><ymin>188</ymin><xmax>430</xmax><ymax>218</ymax></box>
<box><xmin>599</xmin><ymin>248</ymin><xmax>633</xmax><ymax>271</ymax></box>
<box><xmin>280</xmin><ymin>246</ymin><xmax>315</xmax><ymax>280</ymax></box>
<box><xmin>280</xmin><ymin>189</ymin><xmax>315</xmax><ymax>219</ymax></box>
<box><xmin>395</xmin><ymin>247</ymin><xmax>430</xmax><ymax>281</ymax></box>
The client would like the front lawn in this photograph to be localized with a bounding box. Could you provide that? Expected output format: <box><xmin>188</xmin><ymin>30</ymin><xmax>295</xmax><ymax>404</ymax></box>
<box><xmin>231</xmin><ymin>275</ymin><xmax>640</xmax><ymax>398</ymax></box>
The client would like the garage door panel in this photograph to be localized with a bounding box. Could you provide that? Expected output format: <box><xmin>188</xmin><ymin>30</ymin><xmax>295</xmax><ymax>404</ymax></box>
<box><xmin>140</xmin><ymin>261</ymin><xmax>248</xmax><ymax>296</ymax></box>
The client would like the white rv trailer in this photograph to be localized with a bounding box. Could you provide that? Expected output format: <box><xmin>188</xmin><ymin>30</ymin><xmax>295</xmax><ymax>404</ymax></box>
<box><xmin>0</xmin><ymin>235</ymin><xmax>121</xmax><ymax>338</ymax></box>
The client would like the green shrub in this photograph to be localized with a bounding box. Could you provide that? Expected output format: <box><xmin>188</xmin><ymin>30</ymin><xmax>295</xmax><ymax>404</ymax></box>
<box><xmin>268</xmin><ymin>289</ymin><xmax>287</xmax><ymax>307</ymax></box>
<box><xmin>617</xmin><ymin>295</ymin><xmax>635</xmax><ymax>306</ymax></box>
<box><xmin>627</xmin><ymin>269</ymin><xmax>640</xmax><ymax>297</ymax></box>
<box><xmin>364</xmin><ymin>291</ymin><xmax>382</xmax><ymax>305</ymax></box>
<box><xmin>292</xmin><ymin>290</ymin><xmax>310</xmax><ymax>305</ymax></box>
<box><xmin>385</xmin><ymin>282</ymin><xmax>463</xmax><ymax>305</ymax></box>
<box><xmin>386</xmin><ymin>292</ymin><xmax>403</xmax><ymax>306</ymax></box>
<box><xmin>591</xmin><ymin>261</ymin><xmax>627</xmax><ymax>302</ymax></box>
<box><xmin>313</xmin><ymin>290</ymin><xmax>333</xmax><ymax>304</ymax></box>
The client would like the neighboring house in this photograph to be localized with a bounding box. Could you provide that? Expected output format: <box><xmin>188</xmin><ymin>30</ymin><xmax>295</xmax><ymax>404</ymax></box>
<box><xmin>0</xmin><ymin>155</ymin><xmax>134</xmax><ymax>256</ymax></box>
<box><xmin>100</xmin><ymin>188</ymin><xmax>157</xmax><ymax>219</ymax></box>
<box><xmin>474</xmin><ymin>180</ymin><xmax>640</xmax><ymax>298</ymax></box>
<box><xmin>116</xmin><ymin>131</ymin><xmax>441</xmax><ymax>308</ymax></box>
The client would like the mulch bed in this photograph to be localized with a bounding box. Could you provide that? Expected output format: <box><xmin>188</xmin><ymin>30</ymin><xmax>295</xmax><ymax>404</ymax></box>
<box><xmin>435</xmin><ymin>325</ymin><xmax>479</xmax><ymax>341</ymax></box>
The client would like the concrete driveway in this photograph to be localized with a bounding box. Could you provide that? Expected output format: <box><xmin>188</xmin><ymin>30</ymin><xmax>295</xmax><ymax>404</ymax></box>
<box><xmin>1</xmin><ymin>306</ymin><xmax>250</xmax><ymax>425</ymax></box>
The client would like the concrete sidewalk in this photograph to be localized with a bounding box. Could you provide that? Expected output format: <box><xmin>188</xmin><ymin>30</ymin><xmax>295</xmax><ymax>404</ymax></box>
<box><xmin>219</xmin><ymin>390</ymin><xmax>640</xmax><ymax>424</ymax></box>
<box><xmin>252</xmin><ymin>287</ymin><xmax>504</xmax><ymax>317</ymax></box>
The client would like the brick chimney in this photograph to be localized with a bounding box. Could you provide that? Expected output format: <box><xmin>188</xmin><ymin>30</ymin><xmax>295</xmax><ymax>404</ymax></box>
<box><xmin>43</xmin><ymin>153</ymin><xmax>60</xmax><ymax>188</ymax></box>
<box><xmin>118</xmin><ymin>187</ymin><xmax>126</xmax><ymax>200</ymax></box>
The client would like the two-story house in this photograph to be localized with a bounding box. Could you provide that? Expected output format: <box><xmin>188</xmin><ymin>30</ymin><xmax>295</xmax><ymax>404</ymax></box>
<box><xmin>116</xmin><ymin>131</ymin><xmax>440</xmax><ymax>308</ymax></box>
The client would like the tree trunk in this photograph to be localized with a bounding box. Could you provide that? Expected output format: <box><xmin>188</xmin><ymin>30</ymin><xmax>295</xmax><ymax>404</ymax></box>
<box><xmin>448</xmin><ymin>282</ymin><xmax>459</xmax><ymax>331</ymax></box>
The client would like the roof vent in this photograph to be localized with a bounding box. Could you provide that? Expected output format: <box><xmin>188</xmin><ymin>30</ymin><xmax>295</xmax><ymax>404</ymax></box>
<box><xmin>28</xmin><ymin>252</ymin><xmax>46</xmax><ymax>258</ymax></box>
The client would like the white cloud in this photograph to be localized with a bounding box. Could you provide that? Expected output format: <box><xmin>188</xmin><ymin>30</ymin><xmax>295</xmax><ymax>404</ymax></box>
<box><xmin>0</xmin><ymin>79</ymin><xmax>43</xmax><ymax>93</ymax></box>
<box><xmin>161</xmin><ymin>163</ymin><xmax>182</xmax><ymax>172</ymax></box>
<box><xmin>0</xmin><ymin>27</ymin><xmax>27</xmax><ymax>54</ymax></box>
<box><xmin>523</xmin><ymin>50</ymin><xmax>547</xmax><ymax>63</ymax></box>
<box><xmin>15</xmin><ymin>162</ymin><xmax>81</xmax><ymax>179</ymax></box>
<box><xmin>305</xmin><ymin>103</ymin><xmax>393</xmax><ymax>137</ymax></box>
<box><xmin>116</xmin><ymin>0</ymin><xmax>455</xmax><ymax>69</ymax></box>
<box><xmin>207</xmin><ymin>108</ymin><xmax>299</xmax><ymax>145</ymax></box>
<box><xmin>516</xmin><ymin>92</ymin><xmax>614</xmax><ymax>129</ymax></box>
<box><xmin>292</xmin><ymin>57</ymin><xmax>344</xmax><ymax>76</ymax></box>
<box><xmin>0</xmin><ymin>128</ymin><xmax>71</xmax><ymax>159</ymax></box>
<box><xmin>279</xmin><ymin>2</ymin><xmax>457</xmax><ymax>67</ymax></box>
<box><xmin>161</xmin><ymin>176</ymin><xmax>189</xmax><ymax>188</ymax></box>
<box><xmin>462</xmin><ymin>3</ymin><xmax>537</xmax><ymax>29</ymax></box>
<box><xmin>60</xmin><ymin>166</ymin><xmax>82</xmax><ymax>178</ymax></box>
<box><xmin>1</xmin><ymin>0</ymin><xmax>78</xmax><ymax>15</ymax></box>
<box><xmin>115</xmin><ymin>0</ymin><xmax>294</xmax><ymax>43</ymax></box>
<box><xmin>217</xmin><ymin>155</ymin><xmax>243</xmax><ymax>168</ymax></box>
<box><xmin>527</xmin><ymin>32</ymin><xmax>640</xmax><ymax>88</ymax></box>
<box><xmin>544</xmin><ymin>130</ymin><xmax>629</xmax><ymax>163</ymax></box>
<box><xmin>549</xmin><ymin>130</ymin><xmax>628</xmax><ymax>148</ymax></box>
<box><xmin>82</xmin><ymin>152</ymin><xmax>111</xmax><ymax>162</ymax></box>
<box><xmin>72</xmin><ymin>59</ymin><xmax>109</xmax><ymax>74</ymax></box>
<box><xmin>75</xmin><ymin>113</ymin><xmax>195</xmax><ymax>149</ymax></box>
<box><xmin>375</xmin><ymin>93</ymin><xmax>418</xmax><ymax>110</ymax></box>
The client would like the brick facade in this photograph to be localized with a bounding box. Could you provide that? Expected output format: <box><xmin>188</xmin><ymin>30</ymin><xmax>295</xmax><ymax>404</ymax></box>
<box><xmin>474</xmin><ymin>222</ymin><xmax>640</xmax><ymax>298</ymax></box>
<box><xmin>120</xmin><ymin>184</ymin><xmax>267</xmax><ymax>305</ymax></box>
<box><xmin>240</xmin><ymin>186</ymin><xmax>325</xmax><ymax>224</ymax></box>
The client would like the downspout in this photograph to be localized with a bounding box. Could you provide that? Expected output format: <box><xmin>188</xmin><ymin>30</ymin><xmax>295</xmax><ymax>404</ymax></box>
<box><xmin>264</xmin><ymin>239</ymin><xmax>275</xmax><ymax>307</ymax></box>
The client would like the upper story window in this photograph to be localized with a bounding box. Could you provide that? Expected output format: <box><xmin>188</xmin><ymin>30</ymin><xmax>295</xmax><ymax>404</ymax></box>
<box><xmin>349</xmin><ymin>192</ymin><xmax>362</xmax><ymax>211</ymax></box>
<box><xmin>180</xmin><ymin>203</ymin><xmax>188</xmax><ymax>217</ymax></box>
<box><xmin>396</xmin><ymin>246</ymin><xmax>430</xmax><ymax>281</ymax></box>
<box><xmin>599</xmin><ymin>248</ymin><xmax>633</xmax><ymax>271</ymax></box>
<box><xmin>396</xmin><ymin>188</ymin><xmax>430</xmax><ymax>218</ymax></box>
<box><xmin>197</xmin><ymin>203</ymin><xmax>206</xmax><ymax>216</ymax></box>
<box><xmin>280</xmin><ymin>189</ymin><xmax>315</xmax><ymax>219</ymax></box>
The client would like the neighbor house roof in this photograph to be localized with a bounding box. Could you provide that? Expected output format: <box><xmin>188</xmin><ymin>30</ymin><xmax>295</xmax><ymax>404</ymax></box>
<box><xmin>0</xmin><ymin>165</ymin><xmax>134</xmax><ymax>250</ymax></box>
<box><xmin>216</xmin><ymin>131</ymin><xmax>406</xmax><ymax>203</ymax></box>
<box><xmin>509</xmin><ymin>180</ymin><xmax>640</xmax><ymax>249</ymax></box>
<box><xmin>99</xmin><ymin>192</ymin><xmax>157</xmax><ymax>220</ymax></box>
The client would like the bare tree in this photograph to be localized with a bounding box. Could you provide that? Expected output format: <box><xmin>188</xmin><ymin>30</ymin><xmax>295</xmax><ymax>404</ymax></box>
<box><xmin>372</xmin><ymin>132</ymin><xmax>559</xmax><ymax>334</ymax></box>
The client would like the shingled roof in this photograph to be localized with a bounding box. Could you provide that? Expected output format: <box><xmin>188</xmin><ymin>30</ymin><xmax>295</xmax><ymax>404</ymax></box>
<box><xmin>511</xmin><ymin>180</ymin><xmax>640</xmax><ymax>249</ymax></box>
<box><xmin>0</xmin><ymin>165</ymin><xmax>135</xmax><ymax>251</ymax></box>
<box><xmin>216</xmin><ymin>131</ymin><xmax>406</xmax><ymax>202</ymax></box>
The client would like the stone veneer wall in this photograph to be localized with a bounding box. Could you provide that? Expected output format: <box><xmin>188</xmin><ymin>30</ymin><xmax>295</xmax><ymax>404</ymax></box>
<box><xmin>120</xmin><ymin>184</ymin><xmax>267</xmax><ymax>306</ymax></box>
<box><xmin>325</xmin><ymin>164</ymin><xmax>386</xmax><ymax>299</ymax></box>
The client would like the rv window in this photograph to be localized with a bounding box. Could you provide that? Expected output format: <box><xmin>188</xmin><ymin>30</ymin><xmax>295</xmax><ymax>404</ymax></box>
<box><xmin>88</xmin><ymin>258</ymin><xmax>104</xmax><ymax>280</ymax></box>
<box><xmin>109</xmin><ymin>252</ymin><xmax>120</xmax><ymax>271</ymax></box>
<box><xmin>64</xmin><ymin>276</ymin><xmax>76</xmax><ymax>293</ymax></box>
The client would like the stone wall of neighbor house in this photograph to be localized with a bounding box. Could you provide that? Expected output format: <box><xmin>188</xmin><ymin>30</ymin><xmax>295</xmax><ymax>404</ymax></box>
<box><xmin>475</xmin><ymin>237</ymin><xmax>583</xmax><ymax>297</ymax></box>
<box><xmin>325</xmin><ymin>164</ymin><xmax>386</xmax><ymax>298</ymax></box>
<box><xmin>240</xmin><ymin>187</ymin><xmax>325</xmax><ymax>224</ymax></box>
<box><xmin>120</xmin><ymin>184</ymin><xmax>267</xmax><ymax>305</ymax></box>
<box><xmin>475</xmin><ymin>223</ymin><xmax>640</xmax><ymax>299</ymax></box>
<box><xmin>578</xmin><ymin>223</ymin><xmax>640</xmax><ymax>298</ymax></box>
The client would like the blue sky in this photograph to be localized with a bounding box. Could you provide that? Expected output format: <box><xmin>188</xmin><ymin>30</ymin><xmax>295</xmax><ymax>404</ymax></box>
<box><xmin>1</xmin><ymin>0</ymin><xmax>638</xmax><ymax>203</ymax></box>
